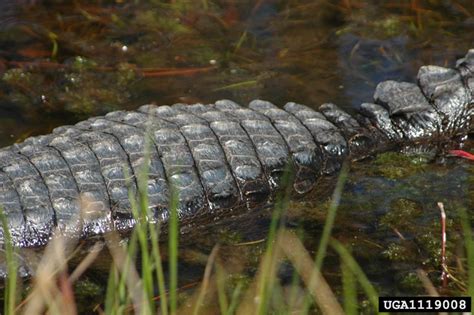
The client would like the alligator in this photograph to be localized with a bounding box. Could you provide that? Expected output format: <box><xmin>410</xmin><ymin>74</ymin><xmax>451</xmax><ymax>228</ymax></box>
<box><xmin>0</xmin><ymin>49</ymin><xmax>472</xmax><ymax>249</ymax></box>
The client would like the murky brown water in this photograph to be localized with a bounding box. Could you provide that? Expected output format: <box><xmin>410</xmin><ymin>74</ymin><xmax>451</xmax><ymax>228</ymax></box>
<box><xmin>0</xmin><ymin>0</ymin><xmax>472</xmax><ymax>313</ymax></box>
<box><xmin>0</xmin><ymin>0</ymin><xmax>473</xmax><ymax>146</ymax></box>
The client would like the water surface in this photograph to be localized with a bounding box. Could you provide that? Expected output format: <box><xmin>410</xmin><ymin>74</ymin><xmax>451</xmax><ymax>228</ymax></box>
<box><xmin>0</xmin><ymin>0</ymin><xmax>472</xmax><ymax>312</ymax></box>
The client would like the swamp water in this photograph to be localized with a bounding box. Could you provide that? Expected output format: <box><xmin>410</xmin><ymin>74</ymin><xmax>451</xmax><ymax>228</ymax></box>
<box><xmin>0</xmin><ymin>1</ymin><xmax>472</xmax><ymax>313</ymax></box>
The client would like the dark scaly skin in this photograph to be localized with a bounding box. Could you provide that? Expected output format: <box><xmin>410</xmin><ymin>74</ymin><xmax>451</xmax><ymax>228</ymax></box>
<box><xmin>0</xmin><ymin>49</ymin><xmax>472</xmax><ymax>251</ymax></box>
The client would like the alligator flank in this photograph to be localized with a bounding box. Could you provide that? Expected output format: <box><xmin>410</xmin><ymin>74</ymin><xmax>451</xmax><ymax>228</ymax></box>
<box><xmin>0</xmin><ymin>49</ymin><xmax>472</xmax><ymax>249</ymax></box>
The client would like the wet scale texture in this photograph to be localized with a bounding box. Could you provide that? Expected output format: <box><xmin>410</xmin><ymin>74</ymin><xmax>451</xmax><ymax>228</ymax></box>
<box><xmin>0</xmin><ymin>49</ymin><xmax>472</xmax><ymax>248</ymax></box>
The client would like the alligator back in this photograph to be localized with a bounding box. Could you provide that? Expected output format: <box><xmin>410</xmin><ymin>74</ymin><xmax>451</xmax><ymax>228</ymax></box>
<box><xmin>0</xmin><ymin>49</ymin><xmax>472</xmax><ymax>248</ymax></box>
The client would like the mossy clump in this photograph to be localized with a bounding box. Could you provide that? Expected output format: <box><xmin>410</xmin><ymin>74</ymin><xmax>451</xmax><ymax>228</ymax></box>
<box><xmin>2</xmin><ymin>68</ymin><xmax>47</xmax><ymax>109</ymax></box>
<box><xmin>373</xmin><ymin>16</ymin><xmax>403</xmax><ymax>37</ymax></box>
<box><xmin>61</xmin><ymin>60</ymin><xmax>136</xmax><ymax>115</ymax></box>
<box><xmin>380</xmin><ymin>198</ymin><xmax>423</xmax><ymax>231</ymax></box>
<box><xmin>216</xmin><ymin>228</ymin><xmax>244</xmax><ymax>245</ymax></box>
<box><xmin>417</xmin><ymin>230</ymin><xmax>443</xmax><ymax>266</ymax></box>
<box><xmin>286</xmin><ymin>198</ymin><xmax>331</xmax><ymax>222</ymax></box>
<box><xmin>372</xmin><ymin>152</ymin><xmax>427</xmax><ymax>179</ymax></box>
<box><xmin>71</xmin><ymin>56</ymin><xmax>98</xmax><ymax>71</ymax></box>
<box><xmin>382</xmin><ymin>242</ymin><xmax>412</xmax><ymax>262</ymax></box>
<box><xmin>74</xmin><ymin>278</ymin><xmax>103</xmax><ymax>297</ymax></box>
<box><xmin>397</xmin><ymin>271</ymin><xmax>424</xmax><ymax>293</ymax></box>
<box><xmin>74</xmin><ymin>278</ymin><xmax>105</xmax><ymax>313</ymax></box>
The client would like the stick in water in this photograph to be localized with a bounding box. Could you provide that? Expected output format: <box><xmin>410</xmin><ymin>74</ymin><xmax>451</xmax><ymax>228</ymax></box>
<box><xmin>438</xmin><ymin>202</ymin><xmax>448</xmax><ymax>288</ymax></box>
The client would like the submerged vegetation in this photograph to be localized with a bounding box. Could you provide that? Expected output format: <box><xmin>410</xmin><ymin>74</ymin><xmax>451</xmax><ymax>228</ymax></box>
<box><xmin>0</xmin><ymin>151</ymin><xmax>472</xmax><ymax>314</ymax></box>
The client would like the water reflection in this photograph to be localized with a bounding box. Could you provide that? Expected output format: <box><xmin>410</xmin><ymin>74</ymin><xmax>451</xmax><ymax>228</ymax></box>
<box><xmin>0</xmin><ymin>1</ymin><xmax>472</xmax><ymax>145</ymax></box>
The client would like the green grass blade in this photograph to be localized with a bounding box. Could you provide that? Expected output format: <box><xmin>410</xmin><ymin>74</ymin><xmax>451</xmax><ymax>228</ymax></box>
<box><xmin>315</xmin><ymin>162</ymin><xmax>349</xmax><ymax>270</ymax></box>
<box><xmin>114</xmin><ymin>230</ymin><xmax>138</xmax><ymax>315</ymax></box>
<box><xmin>150</xmin><ymin>220</ymin><xmax>168</xmax><ymax>315</ymax></box>
<box><xmin>104</xmin><ymin>265</ymin><xmax>119</xmax><ymax>314</ymax></box>
<box><xmin>256</xmin><ymin>164</ymin><xmax>294</xmax><ymax>315</ymax></box>
<box><xmin>140</xmin><ymin>107</ymin><xmax>170</xmax><ymax>315</ymax></box>
<box><xmin>0</xmin><ymin>206</ymin><xmax>17</xmax><ymax>315</ymax></box>
<box><xmin>287</xmin><ymin>268</ymin><xmax>302</xmax><ymax>314</ymax></box>
<box><xmin>193</xmin><ymin>245</ymin><xmax>219</xmax><ymax>315</ymax></box>
<box><xmin>342</xmin><ymin>259</ymin><xmax>358</xmax><ymax>315</ymax></box>
<box><xmin>458</xmin><ymin>207</ymin><xmax>474</xmax><ymax>300</ymax></box>
<box><xmin>213</xmin><ymin>80</ymin><xmax>258</xmax><ymax>92</ymax></box>
<box><xmin>331</xmin><ymin>238</ymin><xmax>385</xmax><ymax>314</ymax></box>
<box><xmin>169</xmin><ymin>187</ymin><xmax>179</xmax><ymax>315</ymax></box>
<box><xmin>234</xmin><ymin>31</ymin><xmax>247</xmax><ymax>52</ymax></box>
<box><xmin>226</xmin><ymin>282</ymin><xmax>243</xmax><ymax>315</ymax></box>
<box><xmin>127</xmin><ymin>172</ymin><xmax>153</xmax><ymax>314</ymax></box>
<box><xmin>129</xmin><ymin>196</ymin><xmax>153</xmax><ymax>313</ymax></box>
<box><xmin>300</xmin><ymin>163</ymin><xmax>348</xmax><ymax>313</ymax></box>
<box><xmin>216</xmin><ymin>263</ymin><xmax>228</xmax><ymax>314</ymax></box>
